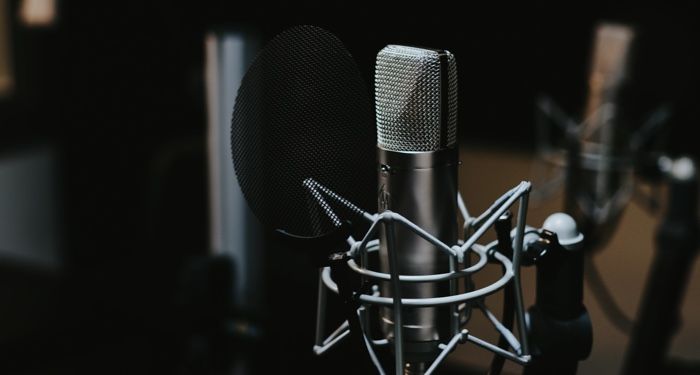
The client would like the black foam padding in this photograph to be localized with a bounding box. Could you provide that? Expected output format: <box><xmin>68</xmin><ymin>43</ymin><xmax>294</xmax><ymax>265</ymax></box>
<box><xmin>231</xmin><ymin>25</ymin><xmax>375</xmax><ymax>237</ymax></box>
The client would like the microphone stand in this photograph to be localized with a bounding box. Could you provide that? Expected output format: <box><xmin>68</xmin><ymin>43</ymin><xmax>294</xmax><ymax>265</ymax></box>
<box><xmin>522</xmin><ymin>121</ymin><xmax>592</xmax><ymax>375</ymax></box>
<box><xmin>622</xmin><ymin>157</ymin><xmax>699</xmax><ymax>375</ymax></box>
<box><xmin>522</xmin><ymin>229</ymin><xmax>592</xmax><ymax>375</ymax></box>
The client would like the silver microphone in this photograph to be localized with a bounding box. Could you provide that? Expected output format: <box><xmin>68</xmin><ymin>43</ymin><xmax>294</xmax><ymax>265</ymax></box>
<box><xmin>572</xmin><ymin>23</ymin><xmax>636</xmax><ymax>247</ymax></box>
<box><xmin>375</xmin><ymin>45</ymin><xmax>459</xmax><ymax>373</ymax></box>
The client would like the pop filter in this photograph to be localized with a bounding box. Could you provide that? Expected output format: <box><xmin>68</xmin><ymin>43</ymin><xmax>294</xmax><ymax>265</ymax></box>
<box><xmin>230</xmin><ymin>25</ymin><xmax>375</xmax><ymax>238</ymax></box>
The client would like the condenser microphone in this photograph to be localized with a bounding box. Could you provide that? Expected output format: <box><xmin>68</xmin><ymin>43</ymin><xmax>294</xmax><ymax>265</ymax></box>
<box><xmin>569</xmin><ymin>23</ymin><xmax>635</xmax><ymax>247</ymax></box>
<box><xmin>375</xmin><ymin>45</ymin><xmax>459</xmax><ymax>374</ymax></box>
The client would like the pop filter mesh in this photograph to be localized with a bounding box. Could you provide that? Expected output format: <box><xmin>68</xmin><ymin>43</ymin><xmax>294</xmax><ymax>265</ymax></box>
<box><xmin>231</xmin><ymin>26</ymin><xmax>375</xmax><ymax>237</ymax></box>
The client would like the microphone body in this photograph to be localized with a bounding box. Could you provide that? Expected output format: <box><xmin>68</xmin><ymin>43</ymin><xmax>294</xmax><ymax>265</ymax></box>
<box><xmin>374</xmin><ymin>45</ymin><xmax>459</xmax><ymax>371</ymax></box>
<box><xmin>377</xmin><ymin>148</ymin><xmax>458</xmax><ymax>363</ymax></box>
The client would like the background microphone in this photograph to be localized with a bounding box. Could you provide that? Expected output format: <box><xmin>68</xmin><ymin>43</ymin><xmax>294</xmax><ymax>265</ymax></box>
<box><xmin>375</xmin><ymin>45</ymin><xmax>459</xmax><ymax>374</ymax></box>
<box><xmin>568</xmin><ymin>23</ymin><xmax>636</xmax><ymax>248</ymax></box>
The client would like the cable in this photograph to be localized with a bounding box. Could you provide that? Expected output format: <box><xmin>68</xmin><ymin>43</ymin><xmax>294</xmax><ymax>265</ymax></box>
<box><xmin>584</xmin><ymin>254</ymin><xmax>633</xmax><ymax>334</ymax></box>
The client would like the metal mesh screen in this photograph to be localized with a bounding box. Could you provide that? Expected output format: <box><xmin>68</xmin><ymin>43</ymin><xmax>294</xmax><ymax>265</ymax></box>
<box><xmin>375</xmin><ymin>45</ymin><xmax>457</xmax><ymax>152</ymax></box>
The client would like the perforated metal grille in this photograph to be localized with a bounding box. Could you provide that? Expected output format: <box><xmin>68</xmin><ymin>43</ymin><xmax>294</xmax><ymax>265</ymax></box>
<box><xmin>375</xmin><ymin>45</ymin><xmax>458</xmax><ymax>152</ymax></box>
<box><xmin>230</xmin><ymin>26</ymin><xmax>375</xmax><ymax>237</ymax></box>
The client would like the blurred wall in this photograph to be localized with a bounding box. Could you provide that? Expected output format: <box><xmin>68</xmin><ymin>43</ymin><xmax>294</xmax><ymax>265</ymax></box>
<box><xmin>445</xmin><ymin>146</ymin><xmax>700</xmax><ymax>374</ymax></box>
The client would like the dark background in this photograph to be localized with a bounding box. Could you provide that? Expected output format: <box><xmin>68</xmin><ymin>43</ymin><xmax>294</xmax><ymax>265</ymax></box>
<box><xmin>1</xmin><ymin>1</ymin><xmax>699</xmax><ymax>374</ymax></box>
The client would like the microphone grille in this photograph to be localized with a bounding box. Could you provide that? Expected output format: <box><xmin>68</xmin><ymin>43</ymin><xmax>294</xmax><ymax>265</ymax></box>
<box><xmin>375</xmin><ymin>45</ymin><xmax>457</xmax><ymax>152</ymax></box>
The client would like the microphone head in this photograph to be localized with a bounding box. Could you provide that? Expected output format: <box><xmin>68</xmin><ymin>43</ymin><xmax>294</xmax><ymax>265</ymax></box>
<box><xmin>588</xmin><ymin>24</ymin><xmax>635</xmax><ymax>95</ymax></box>
<box><xmin>584</xmin><ymin>23</ymin><xmax>635</xmax><ymax>121</ymax></box>
<box><xmin>375</xmin><ymin>45</ymin><xmax>458</xmax><ymax>152</ymax></box>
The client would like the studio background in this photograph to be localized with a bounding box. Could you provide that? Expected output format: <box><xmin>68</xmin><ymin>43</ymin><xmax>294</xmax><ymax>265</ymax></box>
<box><xmin>1</xmin><ymin>1</ymin><xmax>698</xmax><ymax>374</ymax></box>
